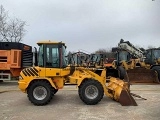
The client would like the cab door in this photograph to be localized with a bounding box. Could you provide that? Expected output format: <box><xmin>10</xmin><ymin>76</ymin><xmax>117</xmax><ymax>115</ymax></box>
<box><xmin>45</xmin><ymin>44</ymin><xmax>61</xmax><ymax>77</ymax></box>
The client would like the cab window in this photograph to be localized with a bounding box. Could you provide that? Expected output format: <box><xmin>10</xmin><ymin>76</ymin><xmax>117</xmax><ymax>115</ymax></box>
<box><xmin>46</xmin><ymin>45</ymin><xmax>59</xmax><ymax>68</ymax></box>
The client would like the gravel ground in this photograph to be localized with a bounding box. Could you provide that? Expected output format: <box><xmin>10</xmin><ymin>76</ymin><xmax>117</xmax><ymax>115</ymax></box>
<box><xmin>0</xmin><ymin>81</ymin><xmax>160</xmax><ymax>120</ymax></box>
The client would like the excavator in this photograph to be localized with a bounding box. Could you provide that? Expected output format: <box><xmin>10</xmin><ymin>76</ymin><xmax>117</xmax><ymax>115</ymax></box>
<box><xmin>111</xmin><ymin>39</ymin><xmax>160</xmax><ymax>83</ymax></box>
<box><xmin>18</xmin><ymin>40</ymin><xmax>137</xmax><ymax>106</ymax></box>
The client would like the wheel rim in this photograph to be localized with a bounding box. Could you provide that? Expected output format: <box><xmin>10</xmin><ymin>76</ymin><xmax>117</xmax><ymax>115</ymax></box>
<box><xmin>85</xmin><ymin>85</ymin><xmax>98</xmax><ymax>99</ymax></box>
<box><xmin>33</xmin><ymin>86</ymin><xmax>47</xmax><ymax>100</ymax></box>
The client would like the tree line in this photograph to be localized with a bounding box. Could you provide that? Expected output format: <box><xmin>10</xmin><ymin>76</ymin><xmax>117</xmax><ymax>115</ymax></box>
<box><xmin>0</xmin><ymin>5</ymin><xmax>26</xmax><ymax>42</ymax></box>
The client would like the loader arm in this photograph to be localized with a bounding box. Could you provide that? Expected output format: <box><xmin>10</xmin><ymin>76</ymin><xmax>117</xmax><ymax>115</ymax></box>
<box><xmin>67</xmin><ymin>67</ymin><xmax>137</xmax><ymax>106</ymax></box>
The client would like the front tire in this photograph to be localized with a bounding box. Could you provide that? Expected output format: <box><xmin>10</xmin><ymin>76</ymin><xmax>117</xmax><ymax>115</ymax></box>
<box><xmin>27</xmin><ymin>80</ymin><xmax>54</xmax><ymax>106</ymax></box>
<box><xmin>151</xmin><ymin>66</ymin><xmax>160</xmax><ymax>83</ymax></box>
<box><xmin>78</xmin><ymin>79</ymin><xmax>104</xmax><ymax>105</ymax></box>
<box><xmin>54</xmin><ymin>89</ymin><xmax>58</xmax><ymax>94</ymax></box>
<box><xmin>117</xmin><ymin>66</ymin><xmax>126</xmax><ymax>80</ymax></box>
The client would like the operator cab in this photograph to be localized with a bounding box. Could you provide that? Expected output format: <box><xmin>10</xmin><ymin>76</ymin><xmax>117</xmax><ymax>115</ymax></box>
<box><xmin>118</xmin><ymin>51</ymin><xmax>131</xmax><ymax>62</ymax></box>
<box><xmin>37</xmin><ymin>41</ymin><xmax>68</xmax><ymax>68</ymax></box>
<box><xmin>112</xmin><ymin>47</ymin><xmax>131</xmax><ymax>66</ymax></box>
<box><xmin>145</xmin><ymin>48</ymin><xmax>160</xmax><ymax>64</ymax></box>
<box><xmin>115</xmin><ymin>51</ymin><xmax>131</xmax><ymax>66</ymax></box>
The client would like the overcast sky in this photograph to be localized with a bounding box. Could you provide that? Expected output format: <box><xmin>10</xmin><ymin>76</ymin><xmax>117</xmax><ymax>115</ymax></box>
<box><xmin>1</xmin><ymin>0</ymin><xmax>160</xmax><ymax>53</ymax></box>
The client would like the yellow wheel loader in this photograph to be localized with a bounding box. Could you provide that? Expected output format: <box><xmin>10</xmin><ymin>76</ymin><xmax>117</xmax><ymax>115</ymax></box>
<box><xmin>18</xmin><ymin>40</ymin><xmax>137</xmax><ymax>106</ymax></box>
<box><xmin>109</xmin><ymin>39</ymin><xmax>160</xmax><ymax>84</ymax></box>
<box><xmin>111</xmin><ymin>49</ymin><xmax>160</xmax><ymax>83</ymax></box>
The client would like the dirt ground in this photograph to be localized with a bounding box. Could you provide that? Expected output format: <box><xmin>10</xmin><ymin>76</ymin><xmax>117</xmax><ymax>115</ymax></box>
<box><xmin>0</xmin><ymin>81</ymin><xmax>160</xmax><ymax>120</ymax></box>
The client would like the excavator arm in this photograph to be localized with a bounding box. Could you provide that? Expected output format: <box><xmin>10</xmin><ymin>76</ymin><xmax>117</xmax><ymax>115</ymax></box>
<box><xmin>118</xmin><ymin>39</ymin><xmax>144</xmax><ymax>58</ymax></box>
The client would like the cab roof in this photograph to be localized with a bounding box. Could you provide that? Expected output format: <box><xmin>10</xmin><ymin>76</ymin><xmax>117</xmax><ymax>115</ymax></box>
<box><xmin>37</xmin><ymin>40</ymin><xmax>65</xmax><ymax>45</ymax></box>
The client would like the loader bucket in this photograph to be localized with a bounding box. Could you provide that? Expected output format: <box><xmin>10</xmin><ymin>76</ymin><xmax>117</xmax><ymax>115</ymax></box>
<box><xmin>119</xmin><ymin>89</ymin><xmax>137</xmax><ymax>106</ymax></box>
<box><xmin>106</xmin><ymin>77</ymin><xmax>137</xmax><ymax>106</ymax></box>
<box><xmin>127</xmin><ymin>67</ymin><xmax>158</xmax><ymax>83</ymax></box>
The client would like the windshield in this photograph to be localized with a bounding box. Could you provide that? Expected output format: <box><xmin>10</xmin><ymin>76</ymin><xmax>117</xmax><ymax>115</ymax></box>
<box><xmin>153</xmin><ymin>50</ymin><xmax>160</xmax><ymax>59</ymax></box>
<box><xmin>38</xmin><ymin>44</ymin><xmax>44</xmax><ymax>67</ymax></box>
<box><xmin>62</xmin><ymin>45</ymin><xmax>68</xmax><ymax>67</ymax></box>
<box><xmin>118</xmin><ymin>51</ymin><xmax>130</xmax><ymax>61</ymax></box>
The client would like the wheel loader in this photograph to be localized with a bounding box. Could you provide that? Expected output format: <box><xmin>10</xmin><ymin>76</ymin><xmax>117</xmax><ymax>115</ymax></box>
<box><xmin>104</xmin><ymin>39</ymin><xmax>160</xmax><ymax>84</ymax></box>
<box><xmin>111</xmin><ymin>48</ymin><xmax>160</xmax><ymax>83</ymax></box>
<box><xmin>18</xmin><ymin>40</ymin><xmax>137</xmax><ymax>106</ymax></box>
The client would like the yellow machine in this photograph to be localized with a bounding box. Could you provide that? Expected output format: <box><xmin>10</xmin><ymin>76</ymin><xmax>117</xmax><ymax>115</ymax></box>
<box><xmin>18</xmin><ymin>40</ymin><xmax>137</xmax><ymax>106</ymax></box>
<box><xmin>111</xmin><ymin>50</ymin><xmax>159</xmax><ymax>83</ymax></box>
<box><xmin>111</xmin><ymin>39</ymin><xmax>160</xmax><ymax>83</ymax></box>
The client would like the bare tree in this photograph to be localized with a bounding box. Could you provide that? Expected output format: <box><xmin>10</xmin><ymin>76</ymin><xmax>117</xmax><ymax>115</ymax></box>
<box><xmin>0</xmin><ymin>5</ymin><xmax>26</xmax><ymax>42</ymax></box>
<box><xmin>95</xmin><ymin>48</ymin><xmax>107</xmax><ymax>54</ymax></box>
<box><xmin>0</xmin><ymin>5</ymin><xmax>7</xmax><ymax>41</ymax></box>
<box><xmin>147</xmin><ymin>45</ymin><xmax>155</xmax><ymax>49</ymax></box>
<box><xmin>95</xmin><ymin>48</ymin><xmax>114</xmax><ymax>58</ymax></box>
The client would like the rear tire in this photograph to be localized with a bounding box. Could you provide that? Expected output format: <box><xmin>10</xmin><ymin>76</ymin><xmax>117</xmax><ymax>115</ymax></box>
<box><xmin>27</xmin><ymin>80</ymin><xmax>54</xmax><ymax>106</ymax></box>
<box><xmin>151</xmin><ymin>66</ymin><xmax>160</xmax><ymax>82</ymax></box>
<box><xmin>78</xmin><ymin>79</ymin><xmax>104</xmax><ymax>105</ymax></box>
